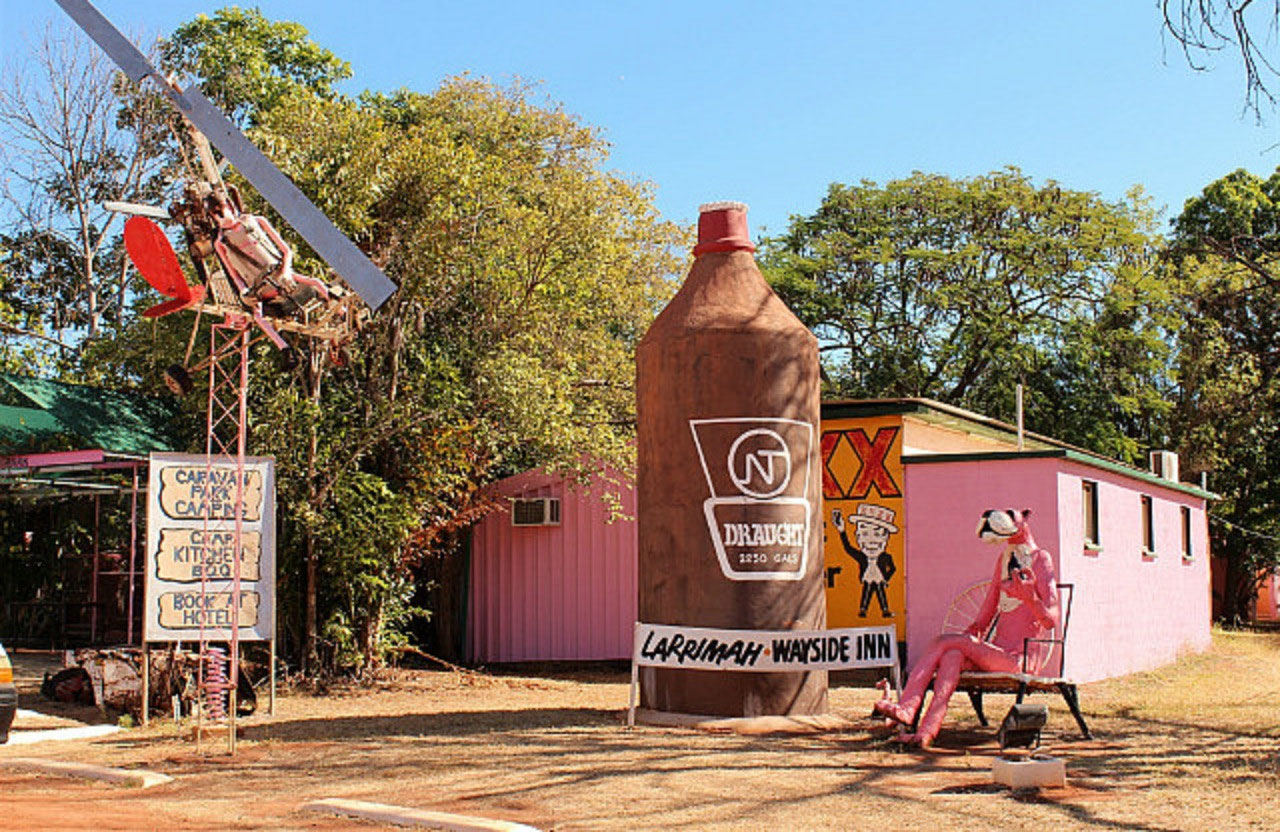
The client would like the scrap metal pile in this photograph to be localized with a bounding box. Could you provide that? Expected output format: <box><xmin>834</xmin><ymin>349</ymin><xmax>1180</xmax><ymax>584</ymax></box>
<box><xmin>42</xmin><ymin>647</ymin><xmax>256</xmax><ymax>719</ymax></box>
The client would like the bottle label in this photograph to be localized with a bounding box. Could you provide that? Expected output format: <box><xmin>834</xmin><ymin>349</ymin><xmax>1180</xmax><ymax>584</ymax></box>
<box><xmin>690</xmin><ymin>418</ymin><xmax>815</xmax><ymax>581</ymax></box>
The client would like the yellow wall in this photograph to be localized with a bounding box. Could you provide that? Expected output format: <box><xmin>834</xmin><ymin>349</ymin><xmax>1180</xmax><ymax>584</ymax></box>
<box><xmin>821</xmin><ymin>415</ymin><xmax>905</xmax><ymax>639</ymax></box>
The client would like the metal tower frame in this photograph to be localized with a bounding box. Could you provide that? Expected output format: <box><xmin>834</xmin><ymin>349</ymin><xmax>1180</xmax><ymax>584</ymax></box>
<box><xmin>197</xmin><ymin>317</ymin><xmax>251</xmax><ymax>753</ymax></box>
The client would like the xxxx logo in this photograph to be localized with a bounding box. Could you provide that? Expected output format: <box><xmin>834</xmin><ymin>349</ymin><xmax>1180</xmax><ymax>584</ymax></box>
<box><xmin>821</xmin><ymin>427</ymin><xmax>902</xmax><ymax>500</ymax></box>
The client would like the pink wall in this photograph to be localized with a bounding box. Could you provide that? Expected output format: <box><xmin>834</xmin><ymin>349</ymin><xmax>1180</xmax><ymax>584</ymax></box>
<box><xmin>904</xmin><ymin>455</ymin><xmax>1211</xmax><ymax>683</ymax></box>
<box><xmin>467</xmin><ymin>469</ymin><xmax>637</xmax><ymax>662</ymax></box>
<box><xmin>902</xmin><ymin>457</ymin><xmax>1061</xmax><ymax>671</ymax></box>
<box><xmin>1259</xmin><ymin>572</ymin><xmax>1280</xmax><ymax>621</ymax></box>
<box><xmin>1054</xmin><ymin>462</ymin><xmax>1211</xmax><ymax>682</ymax></box>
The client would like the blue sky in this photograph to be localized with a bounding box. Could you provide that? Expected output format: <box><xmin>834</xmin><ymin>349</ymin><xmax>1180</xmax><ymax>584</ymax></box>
<box><xmin>4</xmin><ymin>1</ymin><xmax>1278</xmax><ymax>239</ymax></box>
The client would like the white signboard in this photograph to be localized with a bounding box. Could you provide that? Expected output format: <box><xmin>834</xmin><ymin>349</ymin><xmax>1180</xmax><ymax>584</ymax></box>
<box><xmin>628</xmin><ymin>622</ymin><xmax>900</xmax><ymax>726</ymax></box>
<box><xmin>690</xmin><ymin>417</ymin><xmax>815</xmax><ymax>581</ymax></box>
<box><xmin>144</xmin><ymin>452</ymin><xmax>276</xmax><ymax>642</ymax></box>
<box><xmin>633</xmin><ymin>622</ymin><xmax>898</xmax><ymax>672</ymax></box>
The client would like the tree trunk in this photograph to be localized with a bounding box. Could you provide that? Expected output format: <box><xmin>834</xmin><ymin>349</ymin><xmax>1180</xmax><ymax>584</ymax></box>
<box><xmin>83</xmin><ymin>243</ymin><xmax>100</xmax><ymax>339</ymax></box>
<box><xmin>304</xmin><ymin>532</ymin><xmax>318</xmax><ymax>671</ymax></box>
<box><xmin>1220</xmin><ymin>547</ymin><xmax>1254</xmax><ymax>627</ymax></box>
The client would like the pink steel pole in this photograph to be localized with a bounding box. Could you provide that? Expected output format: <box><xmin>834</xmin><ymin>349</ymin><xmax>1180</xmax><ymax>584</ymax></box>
<box><xmin>127</xmin><ymin>463</ymin><xmax>138</xmax><ymax>646</ymax></box>
<box><xmin>91</xmin><ymin>495</ymin><xmax>100</xmax><ymax>643</ymax></box>
<box><xmin>198</xmin><ymin>319</ymin><xmax>252</xmax><ymax>753</ymax></box>
<box><xmin>200</xmin><ymin>322</ymin><xmax>220</xmax><ymax>747</ymax></box>
<box><xmin>229</xmin><ymin>326</ymin><xmax>249</xmax><ymax>753</ymax></box>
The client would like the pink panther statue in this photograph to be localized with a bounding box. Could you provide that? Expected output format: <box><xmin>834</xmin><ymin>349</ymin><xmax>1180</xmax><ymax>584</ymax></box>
<box><xmin>874</xmin><ymin>508</ymin><xmax>1059</xmax><ymax>747</ymax></box>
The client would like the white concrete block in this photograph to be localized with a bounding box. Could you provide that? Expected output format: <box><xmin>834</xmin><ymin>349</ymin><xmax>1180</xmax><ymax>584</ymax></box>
<box><xmin>4</xmin><ymin>724</ymin><xmax>121</xmax><ymax>745</ymax></box>
<box><xmin>2</xmin><ymin>757</ymin><xmax>173</xmax><ymax>788</ymax></box>
<box><xmin>991</xmin><ymin>755</ymin><xmax>1066</xmax><ymax>789</ymax></box>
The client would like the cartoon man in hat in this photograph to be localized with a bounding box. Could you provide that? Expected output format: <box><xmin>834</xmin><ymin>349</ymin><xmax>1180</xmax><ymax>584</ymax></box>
<box><xmin>832</xmin><ymin>504</ymin><xmax>899</xmax><ymax>617</ymax></box>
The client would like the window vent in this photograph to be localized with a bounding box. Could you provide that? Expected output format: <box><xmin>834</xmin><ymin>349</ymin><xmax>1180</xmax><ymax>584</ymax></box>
<box><xmin>511</xmin><ymin>497</ymin><xmax>561</xmax><ymax>527</ymax></box>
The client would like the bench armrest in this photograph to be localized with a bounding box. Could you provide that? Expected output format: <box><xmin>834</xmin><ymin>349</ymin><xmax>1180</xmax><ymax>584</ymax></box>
<box><xmin>1020</xmin><ymin>637</ymin><xmax>1064</xmax><ymax>676</ymax></box>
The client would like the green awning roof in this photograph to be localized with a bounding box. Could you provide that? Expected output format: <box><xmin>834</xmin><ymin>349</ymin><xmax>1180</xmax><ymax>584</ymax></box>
<box><xmin>0</xmin><ymin>373</ymin><xmax>179</xmax><ymax>456</ymax></box>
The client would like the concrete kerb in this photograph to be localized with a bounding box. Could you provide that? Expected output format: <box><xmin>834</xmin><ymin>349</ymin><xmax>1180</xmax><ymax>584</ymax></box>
<box><xmin>1</xmin><ymin>757</ymin><xmax>174</xmax><ymax>788</ymax></box>
<box><xmin>303</xmin><ymin>799</ymin><xmax>540</xmax><ymax>831</ymax></box>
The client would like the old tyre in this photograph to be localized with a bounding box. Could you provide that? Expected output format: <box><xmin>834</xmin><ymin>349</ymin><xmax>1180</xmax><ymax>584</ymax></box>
<box><xmin>163</xmin><ymin>364</ymin><xmax>193</xmax><ymax>396</ymax></box>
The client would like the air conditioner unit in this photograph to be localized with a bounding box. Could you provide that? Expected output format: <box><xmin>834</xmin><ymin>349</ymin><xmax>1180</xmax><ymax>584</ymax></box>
<box><xmin>1150</xmin><ymin>450</ymin><xmax>1179</xmax><ymax>483</ymax></box>
<box><xmin>511</xmin><ymin>497</ymin><xmax>561</xmax><ymax>527</ymax></box>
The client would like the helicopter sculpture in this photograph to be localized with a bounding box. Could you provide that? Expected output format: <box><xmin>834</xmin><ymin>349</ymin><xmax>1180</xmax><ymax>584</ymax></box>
<box><xmin>114</xmin><ymin>125</ymin><xmax>365</xmax><ymax>394</ymax></box>
<box><xmin>56</xmin><ymin>0</ymin><xmax>401</xmax><ymax>753</ymax></box>
<box><xmin>55</xmin><ymin>0</ymin><xmax>397</xmax><ymax>394</ymax></box>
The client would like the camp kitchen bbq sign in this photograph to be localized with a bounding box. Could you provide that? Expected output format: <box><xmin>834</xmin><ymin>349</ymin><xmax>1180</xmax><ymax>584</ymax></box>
<box><xmin>691</xmin><ymin>417</ymin><xmax>815</xmax><ymax>581</ymax></box>
<box><xmin>144</xmin><ymin>452</ymin><xmax>276</xmax><ymax>641</ymax></box>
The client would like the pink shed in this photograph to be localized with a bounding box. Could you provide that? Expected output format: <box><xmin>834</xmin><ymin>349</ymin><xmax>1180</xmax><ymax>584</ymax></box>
<box><xmin>467</xmin><ymin>468</ymin><xmax>636</xmax><ymax>663</ymax></box>
<box><xmin>903</xmin><ymin>453</ymin><xmax>1211</xmax><ymax>684</ymax></box>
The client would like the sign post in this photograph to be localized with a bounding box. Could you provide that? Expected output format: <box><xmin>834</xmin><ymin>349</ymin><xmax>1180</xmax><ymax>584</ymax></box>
<box><xmin>144</xmin><ymin>452</ymin><xmax>276</xmax><ymax>739</ymax></box>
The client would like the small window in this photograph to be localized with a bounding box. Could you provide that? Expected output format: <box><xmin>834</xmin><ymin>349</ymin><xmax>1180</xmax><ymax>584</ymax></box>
<box><xmin>1082</xmin><ymin>480</ymin><xmax>1100</xmax><ymax>550</ymax></box>
<box><xmin>1141</xmin><ymin>495</ymin><xmax>1155</xmax><ymax>555</ymax></box>
<box><xmin>1181</xmin><ymin>506</ymin><xmax>1193</xmax><ymax>559</ymax></box>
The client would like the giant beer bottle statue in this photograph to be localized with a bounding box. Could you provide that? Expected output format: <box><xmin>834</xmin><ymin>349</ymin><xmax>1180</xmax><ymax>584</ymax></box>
<box><xmin>636</xmin><ymin>201</ymin><xmax>827</xmax><ymax>717</ymax></box>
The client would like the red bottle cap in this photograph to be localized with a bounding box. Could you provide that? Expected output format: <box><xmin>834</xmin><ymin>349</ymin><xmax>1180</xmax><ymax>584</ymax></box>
<box><xmin>693</xmin><ymin>201</ymin><xmax>756</xmax><ymax>256</ymax></box>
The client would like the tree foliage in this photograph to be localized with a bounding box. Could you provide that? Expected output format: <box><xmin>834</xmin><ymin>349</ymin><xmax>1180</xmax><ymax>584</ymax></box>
<box><xmin>1169</xmin><ymin>168</ymin><xmax>1280</xmax><ymax>623</ymax></box>
<box><xmin>160</xmin><ymin>7</ymin><xmax>352</xmax><ymax>127</ymax></box>
<box><xmin>1172</xmin><ymin>166</ymin><xmax>1280</xmax><ymax>288</ymax></box>
<box><xmin>0</xmin><ymin>24</ymin><xmax>173</xmax><ymax>374</ymax></box>
<box><xmin>762</xmin><ymin>169</ymin><xmax>1172</xmax><ymax>462</ymax></box>
<box><xmin>1162</xmin><ymin>0</ymin><xmax>1280</xmax><ymax>116</ymax></box>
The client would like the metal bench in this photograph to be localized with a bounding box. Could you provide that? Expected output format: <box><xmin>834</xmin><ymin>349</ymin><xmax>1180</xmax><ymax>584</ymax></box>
<box><xmin>916</xmin><ymin>581</ymin><xmax>1091</xmax><ymax>739</ymax></box>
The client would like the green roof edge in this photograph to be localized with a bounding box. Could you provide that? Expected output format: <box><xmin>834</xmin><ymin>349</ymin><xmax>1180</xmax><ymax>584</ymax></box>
<box><xmin>825</xmin><ymin>397</ymin><xmax>1215</xmax><ymax>501</ymax></box>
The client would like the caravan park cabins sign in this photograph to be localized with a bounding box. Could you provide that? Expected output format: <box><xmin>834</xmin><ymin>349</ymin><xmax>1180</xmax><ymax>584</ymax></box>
<box><xmin>144</xmin><ymin>452</ymin><xmax>276</xmax><ymax>641</ymax></box>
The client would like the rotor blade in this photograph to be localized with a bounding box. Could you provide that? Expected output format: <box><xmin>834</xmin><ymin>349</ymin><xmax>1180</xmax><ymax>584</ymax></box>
<box><xmin>104</xmin><ymin>200</ymin><xmax>170</xmax><ymax>219</ymax></box>
<box><xmin>55</xmin><ymin>0</ymin><xmax>398</xmax><ymax>311</ymax></box>
<box><xmin>53</xmin><ymin>0</ymin><xmax>155</xmax><ymax>84</ymax></box>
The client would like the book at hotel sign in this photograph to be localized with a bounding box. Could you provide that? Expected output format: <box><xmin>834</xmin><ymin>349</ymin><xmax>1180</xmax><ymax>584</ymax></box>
<box><xmin>144</xmin><ymin>452</ymin><xmax>276</xmax><ymax>642</ymax></box>
<box><xmin>691</xmin><ymin>417</ymin><xmax>815</xmax><ymax>581</ymax></box>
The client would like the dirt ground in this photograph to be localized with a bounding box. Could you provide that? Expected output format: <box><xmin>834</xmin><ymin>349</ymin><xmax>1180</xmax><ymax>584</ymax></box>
<box><xmin>2</xmin><ymin>631</ymin><xmax>1278</xmax><ymax>831</ymax></box>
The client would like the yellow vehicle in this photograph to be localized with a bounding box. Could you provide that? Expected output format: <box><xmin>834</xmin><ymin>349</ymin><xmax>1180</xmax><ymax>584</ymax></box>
<box><xmin>0</xmin><ymin>642</ymin><xmax>15</xmax><ymax>744</ymax></box>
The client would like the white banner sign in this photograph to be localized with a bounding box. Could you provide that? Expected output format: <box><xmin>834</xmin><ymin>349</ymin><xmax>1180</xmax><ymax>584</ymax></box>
<box><xmin>144</xmin><ymin>452</ymin><xmax>276</xmax><ymax>642</ymax></box>
<box><xmin>632</xmin><ymin>622</ymin><xmax>898</xmax><ymax>672</ymax></box>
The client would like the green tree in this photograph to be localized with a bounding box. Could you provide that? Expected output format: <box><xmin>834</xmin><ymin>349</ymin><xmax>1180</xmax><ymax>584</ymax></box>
<box><xmin>0</xmin><ymin>24</ymin><xmax>172</xmax><ymax>374</ymax></box>
<box><xmin>1172</xmin><ymin>167</ymin><xmax>1280</xmax><ymax>287</ymax></box>
<box><xmin>249</xmin><ymin>81</ymin><xmax>681</xmax><ymax>668</ymax></box>
<box><xmin>91</xmin><ymin>10</ymin><xmax>685</xmax><ymax>670</ymax></box>
<box><xmin>160</xmin><ymin>7</ymin><xmax>352</xmax><ymax>127</ymax></box>
<box><xmin>762</xmin><ymin>169</ymin><xmax>1172</xmax><ymax>462</ymax></box>
<box><xmin>1169</xmin><ymin>167</ymin><xmax>1280</xmax><ymax>624</ymax></box>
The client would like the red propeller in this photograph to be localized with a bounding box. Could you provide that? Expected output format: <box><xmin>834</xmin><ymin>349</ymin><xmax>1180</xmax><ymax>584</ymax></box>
<box><xmin>124</xmin><ymin>216</ymin><xmax>205</xmax><ymax>317</ymax></box>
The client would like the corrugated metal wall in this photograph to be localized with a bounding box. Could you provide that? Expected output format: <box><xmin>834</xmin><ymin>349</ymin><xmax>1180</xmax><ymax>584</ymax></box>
<box><xmin>467</xmin><ymin>469</ymin><xmax>637</xmax><ymax>662</ymax></box>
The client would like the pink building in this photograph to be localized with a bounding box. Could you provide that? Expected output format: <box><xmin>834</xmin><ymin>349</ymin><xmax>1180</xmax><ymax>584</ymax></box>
<box><xmin>468</xmin><ymin>399</ymin><xmax>1214</xmax><ymax>682</ymax></box>
<box><xmin>823</xmin><ymin>399</ymin><xmax>1212</xmax><ymax>683</ymax></box>
<box><xmin>899</xmin><ymin>449</ymin><xmax>1212</xmax><ymax>683</ymax></box>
